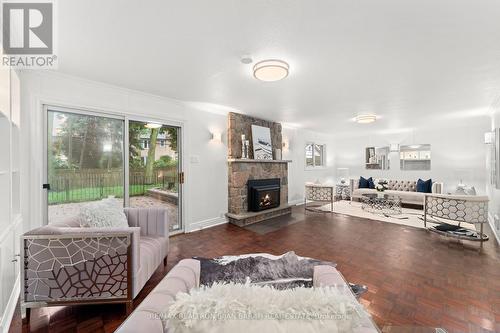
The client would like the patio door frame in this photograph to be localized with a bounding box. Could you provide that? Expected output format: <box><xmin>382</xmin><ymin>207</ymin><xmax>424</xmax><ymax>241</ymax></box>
<box><xmin>42</xmin><ymin>104</ymin><xmax>185</xmax><ymax>234</ymax></box>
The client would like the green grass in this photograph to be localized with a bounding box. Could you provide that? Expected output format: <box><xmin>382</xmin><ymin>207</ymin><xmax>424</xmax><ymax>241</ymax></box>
<box><xmin>48</xmin><ymin>184</ymin><xmax>165</xmax><ymax>204</ymax></box>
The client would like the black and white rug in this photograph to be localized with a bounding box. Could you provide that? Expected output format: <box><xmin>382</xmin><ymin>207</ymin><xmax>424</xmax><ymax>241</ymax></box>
<box><xmin>194</xmin><ymin>251</ymin><xmax>368</xmax><ymax>298</ymax></box>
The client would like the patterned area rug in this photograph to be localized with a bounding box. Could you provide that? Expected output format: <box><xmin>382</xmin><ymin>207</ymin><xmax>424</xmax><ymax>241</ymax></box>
<box><xmin>320</xmin><ymin>200</ymin><xmax>476</xmax><ymax>231</ymax></box>
<box><xmin>194</xmin><ymin>251</ymin><xmax>368</xmax><ymax>297</ymax></box>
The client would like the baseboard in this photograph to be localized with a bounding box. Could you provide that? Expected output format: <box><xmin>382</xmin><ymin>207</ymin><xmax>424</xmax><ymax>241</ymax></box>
<box><xmin>488</xmin><ymin>212</ymin><xmax>500</xmax><ymax>244</ymax></box>
<box><xmin>187</xmin><ymin>216</ymin><xmax>227</xmax><ymax>233</ymax></box>
<box><xmin>0</xmin><ymin>274</ymin><xmax>20</xmax><ymax>333</ymax></box>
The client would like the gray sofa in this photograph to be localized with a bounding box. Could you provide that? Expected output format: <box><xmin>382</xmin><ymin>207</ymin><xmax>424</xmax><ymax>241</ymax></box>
<box><xmin>21</xmin><ymin>207</ymin><xmax>169</xmax><ymax>319</ymax></box>
<box><xmin>350</xmin><ymin>178</ymin><xmax>443</xmax><ymax>206</ymax></box>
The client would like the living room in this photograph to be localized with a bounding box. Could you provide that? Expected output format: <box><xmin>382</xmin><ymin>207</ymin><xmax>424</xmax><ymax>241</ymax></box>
<box><xmin>1</xmin><ymin>1</ymin><xmax>499</xmax><ymax>333</ymax></box>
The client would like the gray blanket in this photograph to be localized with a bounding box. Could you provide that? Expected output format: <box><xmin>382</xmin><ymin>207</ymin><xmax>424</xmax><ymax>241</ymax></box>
<box><xmin>195</xmin><ymin>251</ymin><xmax>335</xmax><ymax>289</ymax></box>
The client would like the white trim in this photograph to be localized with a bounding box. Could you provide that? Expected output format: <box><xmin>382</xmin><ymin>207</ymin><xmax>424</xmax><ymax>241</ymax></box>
<box><xmin>488</xmin><ymin>212</ymin><xmax>500</xmax><ymax>244</ymax></box>
<box><xmin>0</xmin><ymin>274</ymin><xmax>20</xmax><ymax>333</ymax></box>
<box><xmin>187</xmin><ymin>216</ymin><xmax>227</xmax><ymax>233</ymax></box>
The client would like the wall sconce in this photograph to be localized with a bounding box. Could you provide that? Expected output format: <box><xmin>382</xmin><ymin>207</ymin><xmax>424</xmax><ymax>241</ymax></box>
<box><xmin>282</xmin><ymin>138</ymin><xmax>290</xmax><ymax>150</ymax></box>
<box><xmin>211</xmin><ymin>132</ymin><xmax>222</xmax><ymax>142</ymax></box>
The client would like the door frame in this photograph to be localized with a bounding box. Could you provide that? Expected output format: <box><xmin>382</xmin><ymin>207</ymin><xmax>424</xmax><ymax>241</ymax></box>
<box><xmin>42</xmin><ymin>103</ymin><xmax>186</xmax><ymax>234</ymax></box>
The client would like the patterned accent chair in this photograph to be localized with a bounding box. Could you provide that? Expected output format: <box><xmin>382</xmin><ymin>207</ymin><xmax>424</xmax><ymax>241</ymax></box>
<box><xmin>424</xmin><ymin>193</ymin><xmax>489</xmax><ymax>246</ymax></box>
<box><xmin>350</xmin><ymin>179</ymin><xmax>443</xmax><ymax>206</ymax></box>
<box><xmin>21</xmin><ymin>207</ymin><xmax>169</xmax><ymax>321</ymax></box>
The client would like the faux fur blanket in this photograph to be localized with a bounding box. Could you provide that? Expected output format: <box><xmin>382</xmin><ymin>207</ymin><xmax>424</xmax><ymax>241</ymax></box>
<box><xmin>167</xmin><ymin>282</ymin><xmax>371</xmax><ymax>333</ymax></box>
<box><xmin>194</xmin><ymin>251</ymin><xmax>336</xmax><ymax>289</ymax></box>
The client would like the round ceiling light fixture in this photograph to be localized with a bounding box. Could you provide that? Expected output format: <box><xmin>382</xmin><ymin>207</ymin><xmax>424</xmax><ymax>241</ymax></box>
<box><xmin>355</xmin><ymin>114</ymin><xmax>377</xmax><ymax>124</ymax></box>
<box><xmin>253</xmin><ymin>59</ymin><xmax>289</xmax><ymax>82</ymax></box>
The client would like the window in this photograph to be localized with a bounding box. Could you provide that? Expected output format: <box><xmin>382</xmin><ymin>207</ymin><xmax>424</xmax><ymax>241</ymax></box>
<box><xmin>142</xmin><ymin>139</ymin><xmax>149</xmax><ymax>149</ymax></box>
<box><xmin>305</xmin><ymin>143</ymin><xmax>325</xmax><ymax>168</ymax></box>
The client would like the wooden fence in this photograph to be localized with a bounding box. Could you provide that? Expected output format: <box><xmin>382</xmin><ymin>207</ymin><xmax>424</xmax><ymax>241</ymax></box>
<box><xmin>48</xmin><ymin>167</ymin><xmax>178</xmax><ymax>204</ymax></box>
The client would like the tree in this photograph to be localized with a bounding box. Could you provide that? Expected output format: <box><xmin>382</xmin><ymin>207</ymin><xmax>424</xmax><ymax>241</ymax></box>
<box><xmin>165</xmin><ymin>127</ymin><xmax>177</xmax><ymax>152</ymax></box>
<box><xmin>145</xmin><ymin>127</ymin><xmax>159</xmax><ymax>184</ymax></box>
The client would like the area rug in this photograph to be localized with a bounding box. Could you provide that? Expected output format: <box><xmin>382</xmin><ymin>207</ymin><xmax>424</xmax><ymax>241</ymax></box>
<box><xmin>319</xmin><ymin>200</ymin><xmax>476</xmax><ymax>231</ymax></box>
<box><xmin>194</xmin><ymin>251</ymin><xmax>368</xmax><ymax>297</ymax></box>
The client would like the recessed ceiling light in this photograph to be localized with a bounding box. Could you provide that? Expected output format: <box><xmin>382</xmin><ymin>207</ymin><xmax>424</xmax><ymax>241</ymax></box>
<box><xmin>355</xmin><ymin>114</ymin><xmax>377</xmax><ymax>124</ymax></box>
<box><xmin>145</xmin><ymin>122</ymin><xmax>162</xmax><ymax>129</ymax></box>
<box><xmin>253</xmin><ymin>59</ymin><xmax>289</xmax><ymax>82</ymax></box>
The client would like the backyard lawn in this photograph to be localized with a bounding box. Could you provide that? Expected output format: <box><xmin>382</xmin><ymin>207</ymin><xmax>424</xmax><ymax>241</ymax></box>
<box><xmin>48</xmin><ymin>184</ymin><xmax>168</xmax><ymax>204</ymax></box>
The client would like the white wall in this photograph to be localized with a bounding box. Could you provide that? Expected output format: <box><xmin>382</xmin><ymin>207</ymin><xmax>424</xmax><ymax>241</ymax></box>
<box><xmin>487</xmin><ymin>109</ymin><xmax>500</xmax><ymax>242</ymax></box>
<box><xmin>20</xmin><ymin>71</ymin><xmax>227</xmax><ymax>233</ymax></box>
<box><xmin>0</xmin><ymin>68</ymin><xmax>22</xmax><ymax>333</ymax></box>
<box><xmin>332</xmin><ymin>118</ymin><xmax>490</xmax><ymax>194</ymax></box>
<box><xmin>283</xmin><ymin>127</ymin><xmax>336</xmax><ymax>204</ymax></box>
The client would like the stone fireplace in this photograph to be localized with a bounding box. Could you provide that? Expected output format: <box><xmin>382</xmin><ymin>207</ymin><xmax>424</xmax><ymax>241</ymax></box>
<box><xmin>226</xmin><ymin>112</ymin><xmax>292</xmax><ymax>226</ymax></box>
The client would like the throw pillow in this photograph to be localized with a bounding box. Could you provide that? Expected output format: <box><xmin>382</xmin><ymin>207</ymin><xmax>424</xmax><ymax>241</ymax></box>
<box><xmin>167</xmin><ymin>282</ymin><xmax>367</xmax><ymax>333</ymax></box>
<box><xmin>416</xmin><ymin>179</ymin><xmax>432</xmax><ymax>193</ymax></box>
<box><xmin>358</xmin><ymin>176</ymin><xmax>374</xmax><ymax>189</ymax></box>
<box><xmin>79</xmin><ymin>198</ymin><xmax>128</xmax><ymax>228</ymax></box>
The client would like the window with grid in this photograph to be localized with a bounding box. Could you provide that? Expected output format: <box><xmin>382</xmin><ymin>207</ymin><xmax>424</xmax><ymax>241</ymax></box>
<box><xmin>305</xmin><ymin>143</ymin><xmax>325</xmax><ymax>168</ymax></box>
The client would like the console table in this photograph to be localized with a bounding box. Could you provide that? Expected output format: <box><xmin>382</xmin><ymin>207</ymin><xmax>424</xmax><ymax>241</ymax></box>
<box><xmin>305</xmin><ymin>183</ymin><xmax>334</xmax><ymax>212</ymax></box>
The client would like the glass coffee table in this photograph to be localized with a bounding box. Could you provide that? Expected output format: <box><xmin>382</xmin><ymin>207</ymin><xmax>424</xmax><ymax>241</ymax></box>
<box><xmin>361</xmin><ymin>193</ymin><xmax>402</xmax><ymax>216</ymax></box>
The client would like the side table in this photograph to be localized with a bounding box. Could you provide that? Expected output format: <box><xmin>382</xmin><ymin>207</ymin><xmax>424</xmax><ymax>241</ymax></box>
<box><xmin>335</xmin><ymin>183</ymin><xmax>351</xmax><ymax>201</ymax></box>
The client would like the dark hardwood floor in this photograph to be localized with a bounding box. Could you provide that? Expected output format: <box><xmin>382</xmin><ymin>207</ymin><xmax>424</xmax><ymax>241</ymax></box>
<box><xmin>9</xmin><ymin>206</ymin><xmax>500</xmax><ymax>333</ymax></box>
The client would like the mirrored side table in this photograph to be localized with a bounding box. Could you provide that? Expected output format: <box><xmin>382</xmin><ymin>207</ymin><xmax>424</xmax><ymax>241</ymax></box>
<box><xmin>335</xmin><ymin>183</ymin><xmax>351</xmax><ymax>201</ymax></box>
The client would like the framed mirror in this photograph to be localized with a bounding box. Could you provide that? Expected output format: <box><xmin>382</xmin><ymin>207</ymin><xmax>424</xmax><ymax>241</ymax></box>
<box><xmin>365</xmin><ymin>146</ymin><xmax>390</xmax><ymax>170</ymax></box>
<box><xmin>400</xmin><ymin>144</ymin><xmax>431</xmax><ymax>170</ymax></box>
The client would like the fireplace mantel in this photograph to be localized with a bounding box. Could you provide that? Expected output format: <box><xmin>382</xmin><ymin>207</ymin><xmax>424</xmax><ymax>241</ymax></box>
<box><xmin>228</xmin><ymin>159</ymin><xmax>292</xmax><ymax>164</ymax></box>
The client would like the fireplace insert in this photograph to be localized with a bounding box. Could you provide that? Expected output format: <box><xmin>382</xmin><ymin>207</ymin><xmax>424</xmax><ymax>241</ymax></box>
<box><xmin>248</xmin><ymin>178</ymin><xmax>281</xmax><ymax>212</ymax></box>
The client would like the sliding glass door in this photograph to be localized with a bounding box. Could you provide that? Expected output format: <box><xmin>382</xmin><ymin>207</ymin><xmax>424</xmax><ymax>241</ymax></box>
<box><xmin>128</xmin><ymin>120</ymin><xmax>182</xmax><ymax>232</ymax></box>
<box><xmin>45</xmin><ymin>107</ymin><xmax>183</xmax><ymax>232</ymax></box>
<box><xmin>46</xmin><ymin>109</ymin><xmax>125</xmax><ymax>224</ymax></box>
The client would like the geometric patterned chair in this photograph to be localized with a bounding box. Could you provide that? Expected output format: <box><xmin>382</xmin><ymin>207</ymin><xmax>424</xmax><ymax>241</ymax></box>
<box><xmin>20</xmin><ymin>207</ymin><xmax>169</xmax><ymax>322</ymax></box>
<box><xmin>424</xmin><ymin>193</ymin><xmax>489</xmax><ymax>247</ymax></box>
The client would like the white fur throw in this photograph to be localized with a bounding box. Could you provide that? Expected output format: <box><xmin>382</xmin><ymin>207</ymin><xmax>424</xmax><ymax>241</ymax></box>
<box><xmin>79</xmin><ymin>198</ymin><xmax>128</xmax><ymax>228</ymax></box>
<box><xmin>166</xmin><ymin>281</ymin><xmax>368</xmax><ymax>333</ymax></box>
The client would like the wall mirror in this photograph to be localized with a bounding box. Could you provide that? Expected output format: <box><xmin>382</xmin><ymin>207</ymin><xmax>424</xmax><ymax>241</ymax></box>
<box><xmin>400</xmin><ymin>144</ymin><xmax>431</xmax><ymax>170</ymax></box>
<box><xmin>365</xmin><ymin>146</ymin><xmax>390</xmax><ymax>170</ymax></box>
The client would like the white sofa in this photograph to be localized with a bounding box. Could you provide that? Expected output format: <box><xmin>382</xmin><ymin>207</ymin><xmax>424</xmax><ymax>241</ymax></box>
<box><xmin>350</xmin><ymin>178</ymin><xmax>443</xmax><ymax>206</ymax></box>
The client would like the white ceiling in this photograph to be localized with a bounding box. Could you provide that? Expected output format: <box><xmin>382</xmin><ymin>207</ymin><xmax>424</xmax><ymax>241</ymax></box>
<box><xmin>56</xmin><ymin>0</ymin><xmax>500</xmax><ymax>133</ymax></box>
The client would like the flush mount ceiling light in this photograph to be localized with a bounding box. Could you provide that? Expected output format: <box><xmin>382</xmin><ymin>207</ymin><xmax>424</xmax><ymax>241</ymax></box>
<box><xmin>145</xmin><ymin>122</ymin><xmax>162</xmax><ymax>129</ymax></box>
<box><xmin>355</xmin><ymin>114</ymin><xmax>377</xmax><ymax>124</ymax></box>
<box><xmin>253</xmin><ymin>59</ymin><xmax>289</xmax><ymax>82</ymax></box>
